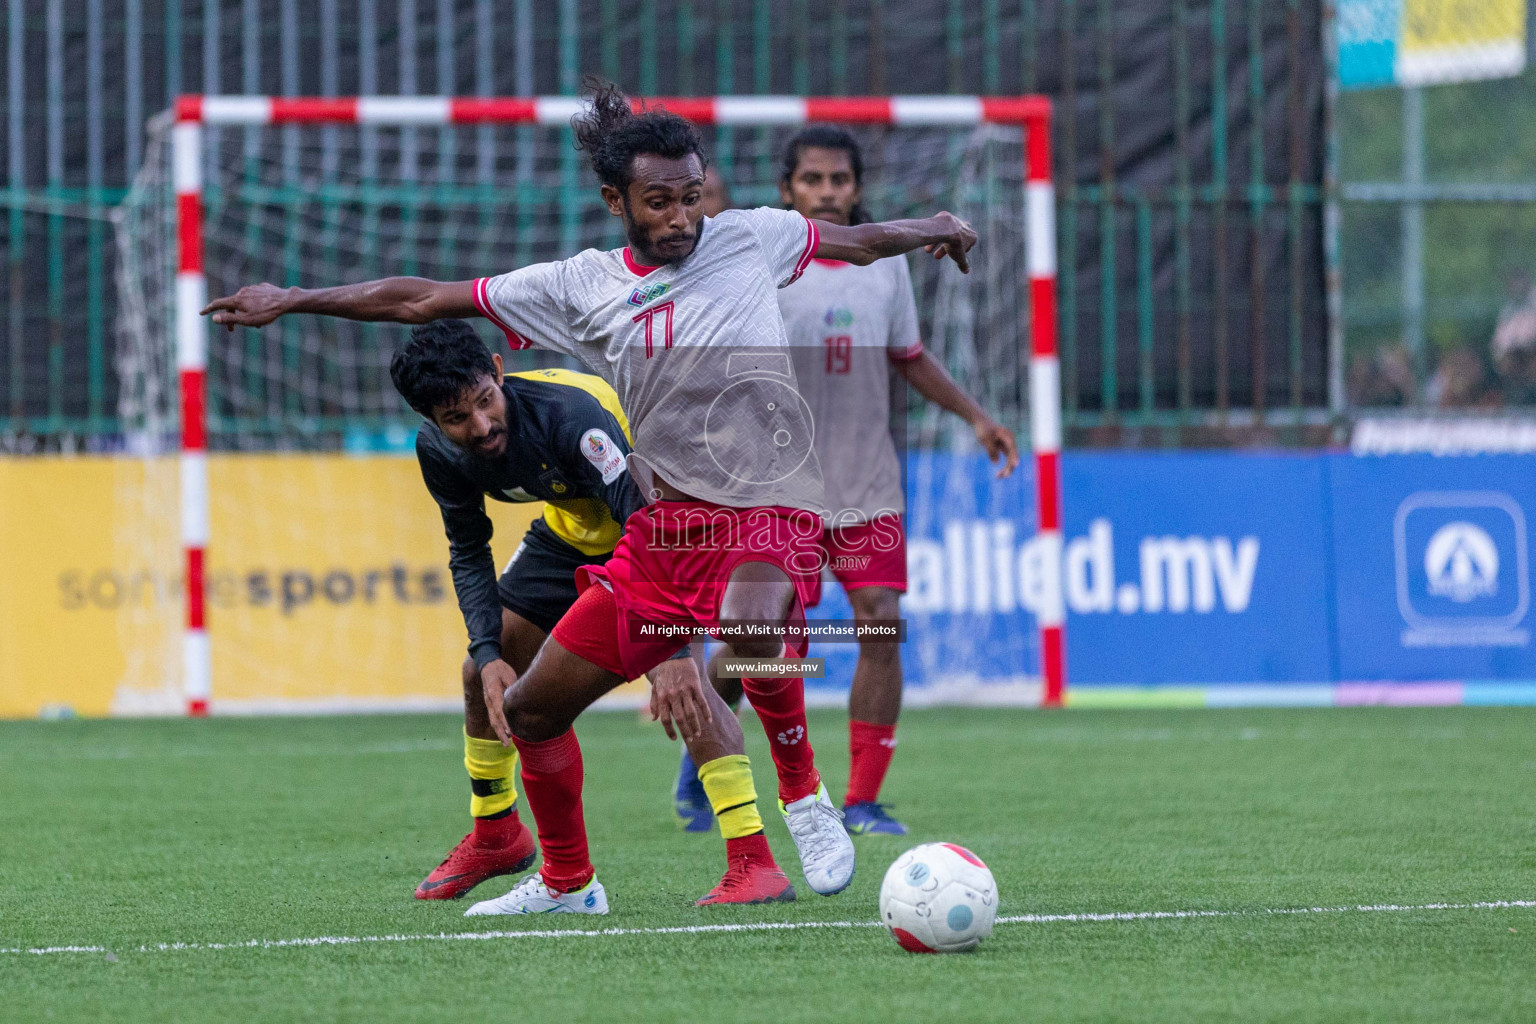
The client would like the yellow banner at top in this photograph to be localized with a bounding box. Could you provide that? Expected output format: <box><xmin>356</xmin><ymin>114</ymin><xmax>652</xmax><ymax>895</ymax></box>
<box><xmin>1399</xmin><ymin>0</ymin><xmax>1527</xmax><ymax>86</ymax></box>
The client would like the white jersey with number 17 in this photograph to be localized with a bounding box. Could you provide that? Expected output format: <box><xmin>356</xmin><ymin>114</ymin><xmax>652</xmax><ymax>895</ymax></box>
<box><xmin>472</xmin><ymin>206</ymin><xmax>826</xmax><ymax>513</ymax></box>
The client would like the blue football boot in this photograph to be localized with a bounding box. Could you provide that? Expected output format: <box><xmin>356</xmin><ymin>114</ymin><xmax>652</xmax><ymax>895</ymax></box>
<box><xmin>674</xmin><ymin>748</ymin><xmax>715</xmax><ymax>832</ymax></box>
<box><xmin>842</xmin><ymin>801</ymin><xmax>909</xmax><ymax>836</ymax></box>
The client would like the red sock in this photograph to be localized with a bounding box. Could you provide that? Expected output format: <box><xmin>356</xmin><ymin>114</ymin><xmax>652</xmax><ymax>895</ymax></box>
<box><xmin>724</xmin><ymin>831</ymin><xmax>776</xmax><ymax>868</ymax></box>
<box><xmin>845</xmin><ymin>720</ymin><xmax>898</xmax><ymax>806</ymax></box>
<box><xmin>510</xmin><ymin>730</ymin><xmax>592</xmax><ymax>893</ymax></box>
<box><xmin>742</xmin><ymin>675</ymin><xmax>820</xmax><ymax>803</ymax></box>
<box><xmin>471</xmin><ymin>807</ymin><xmax>524</xmax><ymax>848</ymax></box>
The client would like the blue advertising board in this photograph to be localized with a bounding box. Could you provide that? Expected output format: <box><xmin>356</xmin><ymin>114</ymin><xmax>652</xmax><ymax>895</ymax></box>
<box><xmin>1329</xmin><ymin>455</ymin><xmax>1536</xmax><ymax>680</ymax></box>
<box><xmin>1062</xmin><ymin>453</ymin><xmax>1333</xmax><ymax>685</ymax></box>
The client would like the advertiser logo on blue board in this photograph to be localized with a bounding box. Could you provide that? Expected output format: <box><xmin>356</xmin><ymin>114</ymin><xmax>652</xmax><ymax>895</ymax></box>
<box><xmin>902</xmin><ymin>519</ymin><xmax>1260</xmax><ymax>618</ymax></box>
<box><xmin>1394</xmin><ymin>491</ymin><xmax>1530</xmax><ymax>647</ymax></box>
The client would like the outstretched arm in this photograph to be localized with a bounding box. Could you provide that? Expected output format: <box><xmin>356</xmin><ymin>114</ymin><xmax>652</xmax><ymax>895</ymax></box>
<box><xmin>812</xmin><ymin>212</ymin><xmax>978</xmax><ymax>273</ymax></box>
<box><xmin>201</xmin><ymin>277</ymin><xmax>479</xmax><ymax>331</ymax></box>
<box><xmin>897</xmin><ymin>351</ymin><xmax>1020</xmax><ymax>479</ymax></box>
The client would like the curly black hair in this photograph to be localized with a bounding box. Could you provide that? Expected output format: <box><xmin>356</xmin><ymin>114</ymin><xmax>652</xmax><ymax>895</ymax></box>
<box><xmin>780</xmin><ymin>124</ymin><xmax>873</xmax><ymax>226</ymax></box>
<box><xmin>389</xmin><ymin>319</ymin><xmax>497</xmax><ymax>418</ymax></box>
<box><xmin>571</xmin><ymin>76</ymin><xmax>707</xmax><ymax>192</ymax></box>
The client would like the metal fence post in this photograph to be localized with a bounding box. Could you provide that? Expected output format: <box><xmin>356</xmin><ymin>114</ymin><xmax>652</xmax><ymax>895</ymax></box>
<box><xmin>1401</xmin><ymin>85</ymin><xmax>1426</xmax><ymax>396</ymax></box>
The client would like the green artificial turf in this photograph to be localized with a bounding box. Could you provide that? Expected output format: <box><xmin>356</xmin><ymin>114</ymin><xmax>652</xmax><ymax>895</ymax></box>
<box><xmin>2</xmin><ymin>706</ymin><xmax>1533</xmax><ymax>1023</ymax></box>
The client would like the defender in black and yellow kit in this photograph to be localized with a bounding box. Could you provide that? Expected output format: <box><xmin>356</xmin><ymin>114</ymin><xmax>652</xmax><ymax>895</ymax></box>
<box><xmin>395</xmin><ymin>320</ymin><xmax>791</xmax><ymax>906</ymax></box>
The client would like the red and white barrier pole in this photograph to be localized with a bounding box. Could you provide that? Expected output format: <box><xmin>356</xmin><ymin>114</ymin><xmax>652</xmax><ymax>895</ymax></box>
<box><xmin>1024</xmin><ymin>111</ymin><xmax>1066</xmax><ymax>707</ymax></box>
<box><xmin>172</xmin><ymin>112</ymin><xmax>210</xmax><ymax>717</ymax></box>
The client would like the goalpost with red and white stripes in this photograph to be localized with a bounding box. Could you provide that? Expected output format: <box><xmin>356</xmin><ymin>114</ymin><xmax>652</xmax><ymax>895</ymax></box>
<box><xmin>164</xmin><ymin>93</ymin><xmax>1063</xmax><ymax>714</ymax></box>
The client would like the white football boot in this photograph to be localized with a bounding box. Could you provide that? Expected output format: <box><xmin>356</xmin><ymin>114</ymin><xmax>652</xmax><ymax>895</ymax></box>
<box><xmin>463</xmin><ymin>873</ymin><xmax>609</xmax><ymax>916</ymax></box>
<box><xmin>779</xmin><ymin>781</ymin><xmax>856</xmax><ymax>896</ymax></box>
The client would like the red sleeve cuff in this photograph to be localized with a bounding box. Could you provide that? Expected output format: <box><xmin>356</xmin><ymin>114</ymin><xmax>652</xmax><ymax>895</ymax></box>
<box><xmin>473</xmin><ymin>277</ymin><xmax>534</xmax><ymax>350</ymax></box>
<box><xmin>888</xmin><ymin>341</ymin><xmax>925</xmax><ymax>363</ymax></box>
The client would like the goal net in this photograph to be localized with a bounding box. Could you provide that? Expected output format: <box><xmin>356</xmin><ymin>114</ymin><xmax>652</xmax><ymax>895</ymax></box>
<box><xmin>114</xmin><ymin>96</ymin><xmax>1053</xmax><ymax>714</ymax></box>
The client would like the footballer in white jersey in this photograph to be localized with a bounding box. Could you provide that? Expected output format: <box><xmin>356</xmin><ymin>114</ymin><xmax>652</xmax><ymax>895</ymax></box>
<box><xmin>680</xmin><ymin>127</ymin><xmax>1019</xmax><ymax>839</ymax></box>
<box><xmin>472</xmin><ymin>202</ymin><xmax>828</xmax><ymax>515</ymax></box>
<box><xmin>203</xmin><ymin>80</ymin><xmax>979</xmax><ymax>910</ymax></box>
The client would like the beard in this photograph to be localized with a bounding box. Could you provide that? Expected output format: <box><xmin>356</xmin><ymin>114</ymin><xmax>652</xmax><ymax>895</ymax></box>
<box><xmin>622</xmin><ymin>202</ymin><xmax>700</xmax><ymax>265</ymax></box>
<box><xmin>468</xmin><ymin>427</ymin><xmax>507</xmax><ymax>458</ymax></box>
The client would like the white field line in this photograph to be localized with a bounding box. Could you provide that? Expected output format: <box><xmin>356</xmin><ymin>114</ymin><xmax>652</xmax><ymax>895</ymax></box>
<box><xmin>4</xmin><ymin>900</ymin><xmax>1532</xmax><ymax>957</ymax></box>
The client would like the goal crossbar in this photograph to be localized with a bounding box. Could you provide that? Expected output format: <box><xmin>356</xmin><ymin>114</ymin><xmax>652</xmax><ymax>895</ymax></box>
<box><xmin>167</xmin><ymin>94</ymin><xmax>1064</xmax><ymax>714</ymax></box>
<box><xmin>174</xmin><ymin>94</ymin><xmax>1051</xmax><ymax>128</ymax></box>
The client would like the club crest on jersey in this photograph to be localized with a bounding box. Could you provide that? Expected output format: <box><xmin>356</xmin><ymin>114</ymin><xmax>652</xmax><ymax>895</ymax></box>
<box><xmin>537</xmin><ymin>470</ymin><xmax>569</xmax><ymax>495</ymax></box>
<box><xmin>628</xmin><ymin>282</ymin><xmax>671</xmax><ymax>307</ymax></box>
<box><xmin>824</xmin><ymin>307</ymin><xmax>854</xmax><ymax>328</ymax></box>
<box><xmin>580</xmin><ymin>428</ymin><xmax>627</xmax><ymax>484</ymax></box>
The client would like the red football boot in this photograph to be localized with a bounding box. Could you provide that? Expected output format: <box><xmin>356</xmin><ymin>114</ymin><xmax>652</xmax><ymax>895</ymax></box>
<box><xmin>414</xmin><ymin>816</ymin><xmax>537</xmax><ymax>900</ymax></box>
<box><xmin>696</xmin><ymin>840</ymin><xmax>797</xmax><ymax>906</ymax></box>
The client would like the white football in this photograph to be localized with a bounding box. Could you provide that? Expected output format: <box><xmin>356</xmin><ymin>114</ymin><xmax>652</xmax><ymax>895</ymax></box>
<box><xmin>878</xmin><ymin>842</ymin><xmax>998</xmax><ymax>953</ymax></box>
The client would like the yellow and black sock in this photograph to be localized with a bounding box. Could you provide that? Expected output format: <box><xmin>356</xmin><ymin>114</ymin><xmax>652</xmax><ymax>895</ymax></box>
<box><xmin>464</xmin><ymin>730</ymin><xmax>518</xmax><ymax>823</ymax></box>
<box><xmin>698</xmin><ymin>754</ymin><xmax>764</xmax><ymax>840</ymax></box>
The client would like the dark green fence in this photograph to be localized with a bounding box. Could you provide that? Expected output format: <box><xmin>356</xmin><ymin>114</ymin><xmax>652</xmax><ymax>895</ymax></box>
<box><xmin>15</xmin><ymin>1</ymin><xmax>1500</xmax><ymax>451</ymax></box>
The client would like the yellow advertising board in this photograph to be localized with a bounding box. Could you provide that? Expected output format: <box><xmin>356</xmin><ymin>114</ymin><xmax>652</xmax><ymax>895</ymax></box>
<box><xmin>0</xmin><ymin>454</ymin><xmax>646</xmax><ymax>719</ymax></box>
<box><xmin>1</xmin><ymin>459</ymin><xmax>142</xmax><ymax>717</ymax></box>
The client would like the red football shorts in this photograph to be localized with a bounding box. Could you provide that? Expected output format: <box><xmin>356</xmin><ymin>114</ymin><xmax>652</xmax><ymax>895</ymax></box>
<box><xmin>552</xmin><ymin>500</ymin><xmax>825</xmax><ymax>681</ymax></box>
<box><xmin>549</xmin><ymin>581</ymin><xmax>632</xmax><ymax>678</ymax></box>
<box><xmin>821</xmin><ymin>513</ymin><xmax>907</xmax><ymax>594</ymax></box>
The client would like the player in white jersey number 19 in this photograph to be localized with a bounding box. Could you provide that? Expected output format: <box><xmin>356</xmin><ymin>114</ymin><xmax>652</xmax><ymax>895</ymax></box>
<box><xmin>674</xmin><ymin>128</ymin><xmax>1019</xmax><ymax>838</ymax></box>
<box><xmin>201</xmin><ymin>77</ymin><xmax>979</xmax><ymax>910</ymax></box>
